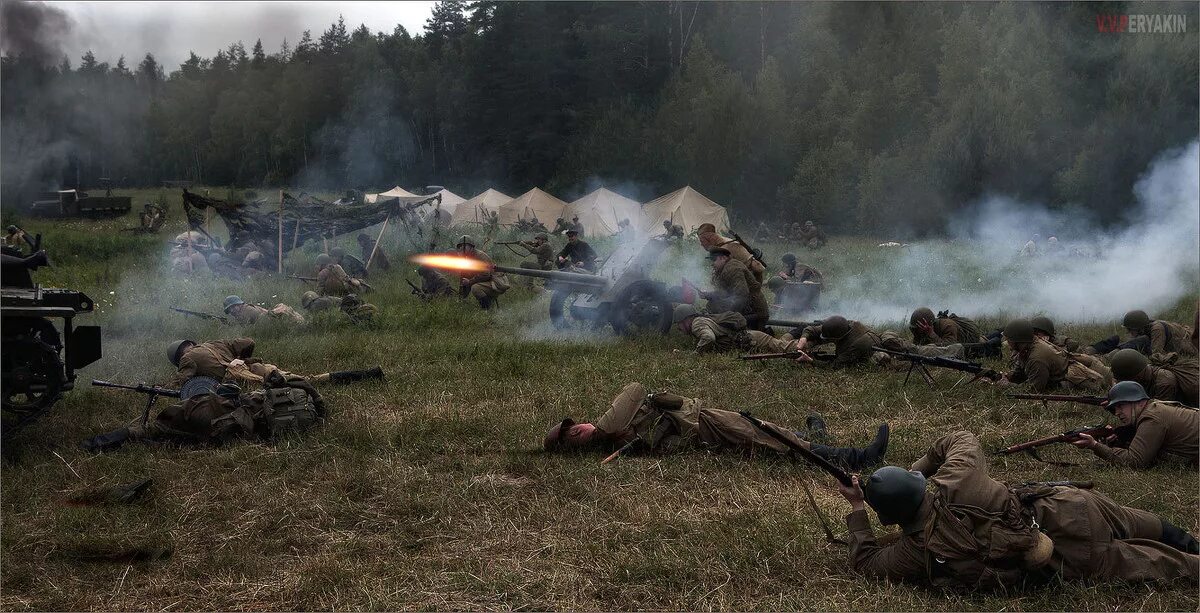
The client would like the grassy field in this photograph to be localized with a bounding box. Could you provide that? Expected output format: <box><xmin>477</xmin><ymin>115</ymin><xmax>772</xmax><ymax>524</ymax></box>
<box><xmin>1</xmin><ymin>188</ymin><xmax>1197</xmax><ymax>611</ymax></box>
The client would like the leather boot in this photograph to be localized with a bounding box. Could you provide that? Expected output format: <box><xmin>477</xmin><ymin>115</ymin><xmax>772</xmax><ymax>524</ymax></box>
<box><xmin>1160</xmin><ymin>519</ymin><xmax>1200</xmax><ymax>554</ymax></box>
<box><xmin>80</xmin><ymin>427</ymin><xmax>131</xmax><ymax>453</ymax></box>
<box><xmin>327</xmin><ymin>366</ymin><xmax>385</xmax><ymax>384</ymax></box>
<box><xmin>1088</xmin><ymin>334</ymin><xmax>1120</xmax><ymax>355</ymax></box>
<box><xmin>805</xmin><ymin>413</ymin><xmax>829</xmax><ymax>443</ymax></box>
<box><xmin>809</xmin><ymin>423</ymin><xmax>889</xmax><ymax>471</ymax></box>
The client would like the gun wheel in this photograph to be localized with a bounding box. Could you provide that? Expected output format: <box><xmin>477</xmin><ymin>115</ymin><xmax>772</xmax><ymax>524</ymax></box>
<box><xmin>608</xmin><ymin>280</ymin><xmax>671</xmax><ymax>337</ymax></box>
<box><xmin>2</xmin><ymin>335</ymin><xmax>66</xmax><ymax>438</ymax></box>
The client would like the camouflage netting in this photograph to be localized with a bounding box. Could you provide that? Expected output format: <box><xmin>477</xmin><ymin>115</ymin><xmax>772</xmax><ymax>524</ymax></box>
<box><xmin>182</xmin><ymin>190</ymin><xmax>438</xmax><ymax>254</ymax></box>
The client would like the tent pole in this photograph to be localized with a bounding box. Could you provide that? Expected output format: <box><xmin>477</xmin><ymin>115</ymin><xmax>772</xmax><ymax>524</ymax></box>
<box><xmin>277</xmin><ymin>190</ymin><xmax>284</xmax><ymax>274</ymax></box>
<box><xmin>365</xmin><ymin>215</ymin><xmax>390</xmax><ymax>271</ymax></box>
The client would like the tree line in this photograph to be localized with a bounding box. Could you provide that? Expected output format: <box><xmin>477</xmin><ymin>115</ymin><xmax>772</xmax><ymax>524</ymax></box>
<box><xmin>1</xmin><ymin>1</ymin><xmax>1196</xmax><ymax>234</ymax></box>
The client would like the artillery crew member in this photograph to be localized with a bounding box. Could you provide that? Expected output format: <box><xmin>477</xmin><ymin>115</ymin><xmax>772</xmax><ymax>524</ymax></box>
<box><xmin>702</xmin><ymin>247</ymin><xmax>769</xmax><ymax>330</ymax></box>
<box><xmin>543</xmin><ymin>382</ymin><xmax>890</xmax><ymax>471</ymax></box>
<box><xmin>300</xmin><ymin>290</ymin><xmax>341</xmax><ymax>312</ymax></box>
<box><xmin>661</xmin><ymin>220</ymin><xmax>685</xmax><ymax>240</ymax></box>
<box><xmin>416</xmin><ymin>265</ymin><xmax>455</xmax><ymax>299</ymax></box>
<box><xmin>998</xmin><ymin>319</ymin><xmax>1110</xmax><ymax>393</ymax></box>
<box><xmin>223</xmin><ymin>295</ymin><xmax>305</xmax><ymax>325</ymax></box>
<box><xmin>519</xmin><ymin>233</ymin><xmax>555</xmax><ymax>270</ymax></box>
<box><xmin>838</xmin><ymin>430</ymin><xmax>1199</xmax><ymax>587</ymax></box>
<box><xmin>81</xmin><ymin>376</ymin><xmax>326</xmax><ymax>452</ymax></box>
<box><xmin>357</xmin><ymin>233</ymin><xmax>391</xmax><ymax>271</ymax></box>
<box><xmin>697</xmin><ymin>223</ymin><xmax>766</xmax><ymax>282</ymax></box>
<box><xmin>556</xmin><ymin>229</ymin><xmax>598</xmax><ymax>272</ymax></box>
<box><xmin>1108</xmin><ymin>349</ymin><xmax>1198</xmax><ymax>407</ymax></box>
<box><xmin>1070</xmin><ymin>381</ymin><xmax>1199</xmax><ymax>469</ymax></box>
<box><xmin>452</xmin><ymin>235</ymin><xmax>509</xmax><ymax>310</ymax></box>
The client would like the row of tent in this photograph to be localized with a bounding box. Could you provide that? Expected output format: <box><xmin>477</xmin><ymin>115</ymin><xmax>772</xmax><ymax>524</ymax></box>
<box><xmin>365</xmin><ymin>185</ymin><xmax>730</xmax><ymax>237</ymax></box>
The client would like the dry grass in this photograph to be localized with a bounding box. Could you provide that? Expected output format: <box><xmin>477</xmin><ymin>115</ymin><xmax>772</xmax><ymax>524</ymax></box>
<box><xmin>1</xmin><ymin>189</ymin><xmax>1197</xmax><ymax>611</ymax></box>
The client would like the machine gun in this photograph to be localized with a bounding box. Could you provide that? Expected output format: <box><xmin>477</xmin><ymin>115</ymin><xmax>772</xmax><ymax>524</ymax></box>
<box><xmin>416</xmin><ymin>238</ymin><xmax>676</xmax><ymax>336</ymax></box>
<box><xmin>871</xmin><ymin>346</ymin><xmax>1001</xmax><ymax>387</ymax></box>
<box><xmin>91</xmin><ymin>379</ymin><xmax>181</xmax><ymax>427</ymax></box>
<box><xmin>171</xmin><ymin>307</ymin><xmax>229</xmax><ymax>324</ymax></box>
<box><xmin>997</xmin><ymin>423</ymin><xmax>1135</xmax><ymax>463</ymax></box>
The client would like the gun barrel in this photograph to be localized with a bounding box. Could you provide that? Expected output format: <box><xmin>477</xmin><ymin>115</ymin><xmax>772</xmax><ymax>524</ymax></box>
<box><xmin>766</xmin><ymin>319</ymin><xmax>821</xmax><ymax>329</ymax></box>
<box><xmin>491</xmin><ymin>265</ymin><xmax>610</xmax><ymax>289</ymax></box>
<box><xmin>741</xmin><ymin>352</ymin><xmax>803</xmax><ymax>361</ymax></box>
<box><xmin>1007</xmin><ymin>393</ymin><xmax>1107</xmax><ymax>406</ymax></box>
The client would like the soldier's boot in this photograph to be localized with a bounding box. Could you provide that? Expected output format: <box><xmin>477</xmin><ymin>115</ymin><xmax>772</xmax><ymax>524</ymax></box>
<box><xmin>1160</xmin><ymin>519</ymin><xmax>1200</xmax><ymax>554</ymax></box>
<box><xmin>1086</xmin><ymin>335</ymin><xmax>1120</xmax><ymax>355</ymax></box>
<box><xmin>809</xmin><ymin>423</ymin><xmax>889</xmax><ymax>471</ymax></box>
<box><xmin>804</xmin><ymin>413</ymin><xmax>830</xmax><ymax>443</ymax></box>
<box><xmin>80</xmin><ymin>427</ymin><xmax>131</xmax><ymax>453</ymax></box>
<box><xmin>327</xmin><ymin>366</ymin><xmax>385</xmax><ymax>384</ymax></box>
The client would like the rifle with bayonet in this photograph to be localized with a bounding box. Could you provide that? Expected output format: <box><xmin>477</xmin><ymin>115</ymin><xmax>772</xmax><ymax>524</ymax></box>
<box><xmin>171</xmin><ymin>307</ymin><xmax>229</xmax><ymax>324</ymax></box>
<box><xmin>1007</xmin><ymin>393</ymin><xmax>1107</xmax><ymax>406</ymax></box>
<box><xmin>998</xmin><ymin>423</ymin><xmax>1135</xmax><ymax>460</ymax></box>
<box><xmin>740</xmin><ymin>351</ymin><xmax>836</xmax><ymax>362</ymax></box>
<box><xmin>871</xmin><ymin>346</ymin><xmax>1001</xmax><ymax>387</ymax></box>
<box><xmin>91</xmin><ymin>379</ymin><xmax>182</xmax><ymax>427</ymax></box>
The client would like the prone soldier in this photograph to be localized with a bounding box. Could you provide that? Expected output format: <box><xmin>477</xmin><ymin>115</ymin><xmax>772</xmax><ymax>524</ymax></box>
<box><xmin>997</xmin><ymin>320</ymin><xmax>1111</xmax><ymax>394</ymax></box>
<box><xmin>1085</xmin><ymin>310</ymin><xmax>1196</xmax><ymax>357</ymax></box>
<box><xmin>300</xmin><ymin>290</ymin><xmax>341</xmax><ymax>312</ymax></box>
<box><xmin>837</xmin><ymin>430</ymin><xmax>1198</xmax><ymax>588</ymax></box>
<box><xmin>223</xmin><ymin>295</ymin><xmax>305</xmax><ymax>325</ymax></box>
<box><xmin>542</xmin><ymin>382</ymin><xmax>890</xmax><ymax>471</ymax></box>
<box><xmin>790</xmin><ymin>315</ymin><xmax>968</xmax><ymax>368</ymax></box>
<box><xmin>339</xmin><ymin>293</ymin><xmax>377</xmax><ymax>325</ymax></box>
<box><xmin>167</xmin><ymin>338</ymin><xmax>383</xmax><ymax>388</ymax></box>
<box><xmin>672</xmin><ymin>305</ymin><xmax>794</xmax><ymax>354</ymax></box>
<box><xmin>1068</xmin><ymin>381</ymin><xmax>1198</xmax><ymax>469</ymax></box>
<box><xmin>1109</xmin><ymin>349</ymin><xmax>1198</xmax><ymax>407</ymax></box>
<box><xmin>908</xmin><ymin>307</ymin><xmax>1000</xmax><ymax>358</ymax></box>
<box><xmin>1031</xmin><ymin>315</ymin><xmax>1079</xmax><ymax>352</ymax></box>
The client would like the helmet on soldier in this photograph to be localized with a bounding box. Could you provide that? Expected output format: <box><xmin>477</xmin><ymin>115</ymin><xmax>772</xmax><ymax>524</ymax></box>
<box><xmin>821</xmin><ymin>315</ymin><xmax>851</xmax><ymax>340</ymax></box>
<box><xmin>1003</xmin><ymin>319</ymin><xmax>1036</xmax><ymax>344</ymax></box>
<box><xmin>1110</xmin><ymin>349</ymin><xmax>1149</xmax><ymax>381</ymax></box>
<box><xmin>697</xmin><ymin>223</ymin><xmax>716</xmax><ymax>235</ymax></box>
<box><xmin>316</xmin><ymin>253</ymin><xmax>333</xmax><ymax>268</ymax></box>
<box><xmin>864</xmin><ymin>465</ymin><xmax>928</xmax><ymax>528</ymax></box>
<box><xmin>908</xmin><ymin>307</ymin><xmax>935</xmax><ymax>329</ymax></box>
<box><xmin>1031</xmin><ymin>316</ymin><xmax>1056</xmax><ymax>337</ymax></box>
<box><xmin>781</xmin><ymin>253</ymin><xmax>797</xmax><ymax>264</ymax></box>
<box><xmin>1107</xmin><ymin>380</ymin><xmax>1150</xmax><ymax>406</ymax></box>
<box><xmin>1122</xmin><ymin>310</ymin><xmax>1151</xmax><ymax>332</ymax></box>
<box><xmin>456</xmin><ymin>235</ymin><xmax>475</xmax><ymax>248</ymax></box>
<box><xmin>301</xmin><ymin>291</ymin><xmax>319</xmax><ymax>308</ymax></box>
<box><xmin>330</xmin><ymin>247</ymin><xmax>345</xmax><ymax>260</ymax></box>
<box><xmin>341</xmin><ymin>293</ymin><xmax>362</xmax><ymax>308</ymax></box>
<box><xmin>672</xmin><ymin>304</ymin><xmax>698</xmax><ymax>324</ymax></box>
<box><xmin>167</xmin><ymin>339</ymin><xmax>196</xmax><ymax>366</ymax></box>
<box><xmin>6</xmin><ymin>225</ymin><xmax>16</xmax><ymax>233</ymax></box>
<box><xmin>223</xmin><ymin>295</ymin><xmax>245</xmax><ymax>313</ymax></box>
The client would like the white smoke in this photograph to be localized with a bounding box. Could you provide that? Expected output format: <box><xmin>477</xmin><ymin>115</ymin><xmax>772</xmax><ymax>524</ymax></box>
<box><xmin>819</xmin><ymin>140</ymin><xmax>1200</xmax><ymax>324</ymax></box>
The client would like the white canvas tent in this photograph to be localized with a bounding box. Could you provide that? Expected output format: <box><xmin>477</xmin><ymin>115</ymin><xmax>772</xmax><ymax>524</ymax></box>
<box><xmin>449</xmin><ymin>188</ymin><xmax>511</xmax><ymax>225</ymax></box>
<box><xmin>640</xmin><ymin>186</ymin><xmax>730</xmax><ymax>235</ymax></box>
<box><xmin>364</xmin><ymin>186</ymin><xmax>418</xmax><ymax>204</ymax></box>
<box><xmin>496</xmin><ymin>188</ymin><xmax>569</xmax><ymax>226</ymax></box>
<box><xmin>568</xmin><ymin>188</ymin><xmax>644</xmax><ymax>237</ymax></box>
<box><xmin>417</xmin><ymin>188</ymin><xmax>465</xmax><ymax>224</ymax></box>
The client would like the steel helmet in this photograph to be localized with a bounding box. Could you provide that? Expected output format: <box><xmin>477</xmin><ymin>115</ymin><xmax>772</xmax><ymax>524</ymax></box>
<box><xmin>1122</xmin><ymin>310</ymin><xmax>1151</xmax><ymax>331</ymax></box>
<box><xmin>316</xmin><ymin>253</ymin><xmax>333</xmax><ymax>268</ymax></box>
<box><xmin>864</xmin><ymin>466</ymin><xmax>928</xmax><ymax>527</ymax></box>
<box><xmin>909</xmin><ymin>307</ymin><xmax>935</xmax><ymax>328</ymax></box>
<box><xmin>1003</xmin><ymin>319</ymin><xmax>1036</xmax><ymax>344</ymax></box>
<box><xmin>1030</xmin><ymin>316</ymin><xmax>1056</xmax><ymax>337</ymax></box>
<box><xmin>167</xmin><ymin>339</ymin><xmax>195</xmax><ymax>366</ymax></box>
<box><xmin>1107</xmin><ymin>380</ymin><xmax>1150</xmax><ymax>406</ymax></box>
<box><xmin>821</xmin><ymin>315</ymin><xmax>851</xmax><ymax>340</ymax></box>
<box><xmin>672</xmin><ymin>304</ymin><xmax>698</xmax><ymax>324</ymax></box>
<box><xmin>1110</xmin><ymin>349</ymin><xmax>1150</xmax><ymax>381</ymax></box>
<box><xmin>223</xmin><ymin>295</ymin><xmax>245</xmax><ymax>313</ymax></box>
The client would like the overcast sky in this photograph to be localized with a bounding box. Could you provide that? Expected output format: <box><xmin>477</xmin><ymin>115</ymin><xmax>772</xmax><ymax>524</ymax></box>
<box><xmin>48</xmin><ymin>1</ymin><xmax>436</xmax><ymax>71</ymax></box>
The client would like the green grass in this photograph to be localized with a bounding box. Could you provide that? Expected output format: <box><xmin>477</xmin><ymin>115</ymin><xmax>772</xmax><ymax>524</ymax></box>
<box><xmin>1</xmin><ymin>189</ymin><xmax>1197</xmax><ymax>611</ymax></box>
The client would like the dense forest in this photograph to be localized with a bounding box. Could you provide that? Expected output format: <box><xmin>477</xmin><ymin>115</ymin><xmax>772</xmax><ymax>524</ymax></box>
<box><xmin>2</xmin><ymin>1</ymin><xmax>1196</xmax><ymax>234</ymax></box>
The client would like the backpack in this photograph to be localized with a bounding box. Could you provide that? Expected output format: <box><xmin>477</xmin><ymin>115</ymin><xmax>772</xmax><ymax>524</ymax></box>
<box><xmin>246</xmin><ymin>387</ymin><xmax>323</xmax><ymax>441</ymax></box>
<box><xmin>938</xmin><ymin>311</ymin><xmax>983</xmax><ymax>342</ymax></box>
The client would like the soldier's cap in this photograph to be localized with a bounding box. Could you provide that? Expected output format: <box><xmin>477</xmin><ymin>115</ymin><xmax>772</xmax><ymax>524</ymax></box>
<box><xmin>223</xmin><ymin>295</ymin><xmax>245</xmax><ymax>313</ymax></box>
<box><xmin>672</xmin><ymin>303</ymin><xmax>698</xmax><ymax>324</ymax></box>
<box><xmin>863</xmin><ymin>465</ymin><xmax>928</xmax><ymax>530</ymax></box>
<box><xmin>543</xmin><ymin>418</ymin><xmax>576</xmax><ymax>451</ymax></box>
<box><xmin>167</xmin><ymin>339</ymin><xmax>195</xmax><ymax>366</ymax></box>
<box><xmin>535</xmin><ymin>233</ymin><xmax>548</xmax><ymax>241</ymax></box>
<box><xmin>180</xmin><ymin>376</ymin><xmax>220</xmax><ymax>400</ymax></box>
<box><xmin>1107</xmin><ymin>380</ymin><xmax>1150</xmax><ymax>406</ymax></box>
<box><xmin>565</xmin><ymin>229</ymin><xmax>579</xmax><ymax>236</ymax></box>
<box><xmin>706</xmin><ymin>247</ymin><xmax>731</xmax><ymax>260</ymax></box>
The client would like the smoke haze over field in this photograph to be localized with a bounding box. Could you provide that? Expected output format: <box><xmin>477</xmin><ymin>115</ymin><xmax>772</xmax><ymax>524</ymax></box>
<box><xmin>823</xmin><ymin>141</ymin><xmax>1200</xmax><ymax>325</ymax></box>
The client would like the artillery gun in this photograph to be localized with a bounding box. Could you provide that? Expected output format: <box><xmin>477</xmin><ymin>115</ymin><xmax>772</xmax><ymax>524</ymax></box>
<box><xmin>1</xmin><ymin>243</ymin><xmax>102</xmax><ymax>438</ymax></box>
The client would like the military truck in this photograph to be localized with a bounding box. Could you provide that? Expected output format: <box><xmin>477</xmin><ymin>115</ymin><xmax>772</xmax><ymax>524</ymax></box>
<box><xmin>27</xmin><ymin>180</ymin><xmax>132</xmax><ymax>218</ymax></box>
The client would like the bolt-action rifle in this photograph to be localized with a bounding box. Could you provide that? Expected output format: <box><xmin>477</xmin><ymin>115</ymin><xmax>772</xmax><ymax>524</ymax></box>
<box><xmin>998</xmin><ymin>423</ymin><xmax>1135</xmax><ymax>461</ymax></box>
<box><xmin>740</xmin><ymin>351</ymin><xmax>836</xmax><ymax>362</ymax></box>
<box><xmin>1007</xmin><ymin>393</ymin><xmax>1107</xmax><ymax>407</ymax></box>
<box><xmin>171</xmin><ymin>307</ymin><xmax>229</xmax><ymax>324</ymax></box>
<box><xmin>91</xmin><ymin>380</ymin><xmax>182</xmax><ymax>427</ymax></box>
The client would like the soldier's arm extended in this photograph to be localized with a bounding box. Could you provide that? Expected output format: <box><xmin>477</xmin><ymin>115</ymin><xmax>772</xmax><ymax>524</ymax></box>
<box><xmin>845</xmin><ymin>509</ymin><xmax>927</xmax><ymax>581</ymax></box>
<box><xmin>172</xmin><ymin>355</ymin><xmax>199</xmax><ymax>385</ymax></box>
<box><xmin>1090</xmin><ymin>416</ymin><xmax>1166</xmax><ymax>469</ymax></box>
<box><xmin>690</xmin><ymin>318</ymin><xmax>720</xmax><ymax>352</ymax></box>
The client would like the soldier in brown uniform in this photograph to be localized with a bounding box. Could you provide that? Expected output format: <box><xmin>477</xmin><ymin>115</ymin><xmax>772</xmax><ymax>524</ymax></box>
<box><xmin>673</xmin><ymin>305</ymin><xmax>794</xmax><ymax>354</ymax></box>
<box><xmin>1109</xmin><ymin>349</ymin><xmax>1198</xmax><ymax>407</ymax></box>
<box><xmin>301</xmin><ymin>290</ymin><xmax>341</xmax><ymax>312</ymax></box>
<box><xmin>766</xmin><ymin>253</ymin><xmax>823</xmax><ymax>312</ymax></box>
<box><xmin>1031</xmin><ymin>316</ymin><xmax>1080</xmax><ymax>352</ymax></box>
<box><xmin>518</xmin><ymin>233</ymin><xmax>555</xmax><ymax>270</ymax></box>
<box><xmin>661</xmin><ymin>220</ymin><xmax>684</xmax><ymax>240</ymax></box>
<box><xmin>416</xmin><ymin>265</ymin><xmax>455</xmax><ymax>299</ymax></box>
<box><xmin>315</xmin><ymin>253</ymin><xmax>364</xmax><ymax>297</ymax></box>
<box><xmin>909</xmin><ymin>308</ymin><xmax>1000</xmax><ymax>358</ymax></box>
<box><xmin>797</xmin><ymin>220</ymin><xmax>827</xmax><ymax>249</ymax></box>
<box><xmin>167</xmin><ymin>338</ymin><xmax>383</xmax><ymax>387</ymax></box>
<box><xmin>542</xmin><ymin>382</ymin><xmax>889</xmax><ymax>470</ymax></box>
<box><xmin>837</xmin><ymin>430</ymin><xmax>1198</xmax><ymax>588</ymax></box>
<box><xmin>222</xmin><ymin>295</ymin><xmax>306</xmax><ymax>325</ymax></box>
<box><xmin>1070</xmin><ymin>381</ymin><xmax>1199</xmax><ymax>469</ymax></box>
<box><xmin>702</xmin><ymin>247</ymin><xmax>770</xmax><ymax>330</ymax></box>
<box><xmin>450</xmin><ymin>235</ymin><xmax>509</xmax><ymax>310</ymax></box>
<box><xmin>697</xmin><ymin>223</ymin><xmax>767</xmax><ymax>282</ymax></box>
<box><xmin>791</xmin><ymin>316</ymin><xmax>967</xmax><ymax>368</ymax></box>
<box><xmin>1086</xmin><ymin>310</ymin><xmax>1196</xmax><ymax>357</ymax></box>
<box><xmin>998</xmin><ymin>320</ymin><xmax>1110</xmax><ymax>393</ymax></box>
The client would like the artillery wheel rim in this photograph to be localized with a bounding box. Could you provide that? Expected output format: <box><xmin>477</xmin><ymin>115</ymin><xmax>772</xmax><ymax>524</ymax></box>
<box><xmin>609</xmin><ymin>281</ymin><xmax>671</xmax><ymax>336</ymax></box>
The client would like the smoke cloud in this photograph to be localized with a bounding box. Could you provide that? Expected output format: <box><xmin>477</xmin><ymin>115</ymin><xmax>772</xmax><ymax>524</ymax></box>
<box><xmin>821</xmin><ymin>140</ymin><xmax>1200</xmax><ymax>325</ymax></box>
<box><xmin>0</xmin><ymin>0</ymin><xmax>73</xmax><ymax>66</ymax></box>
